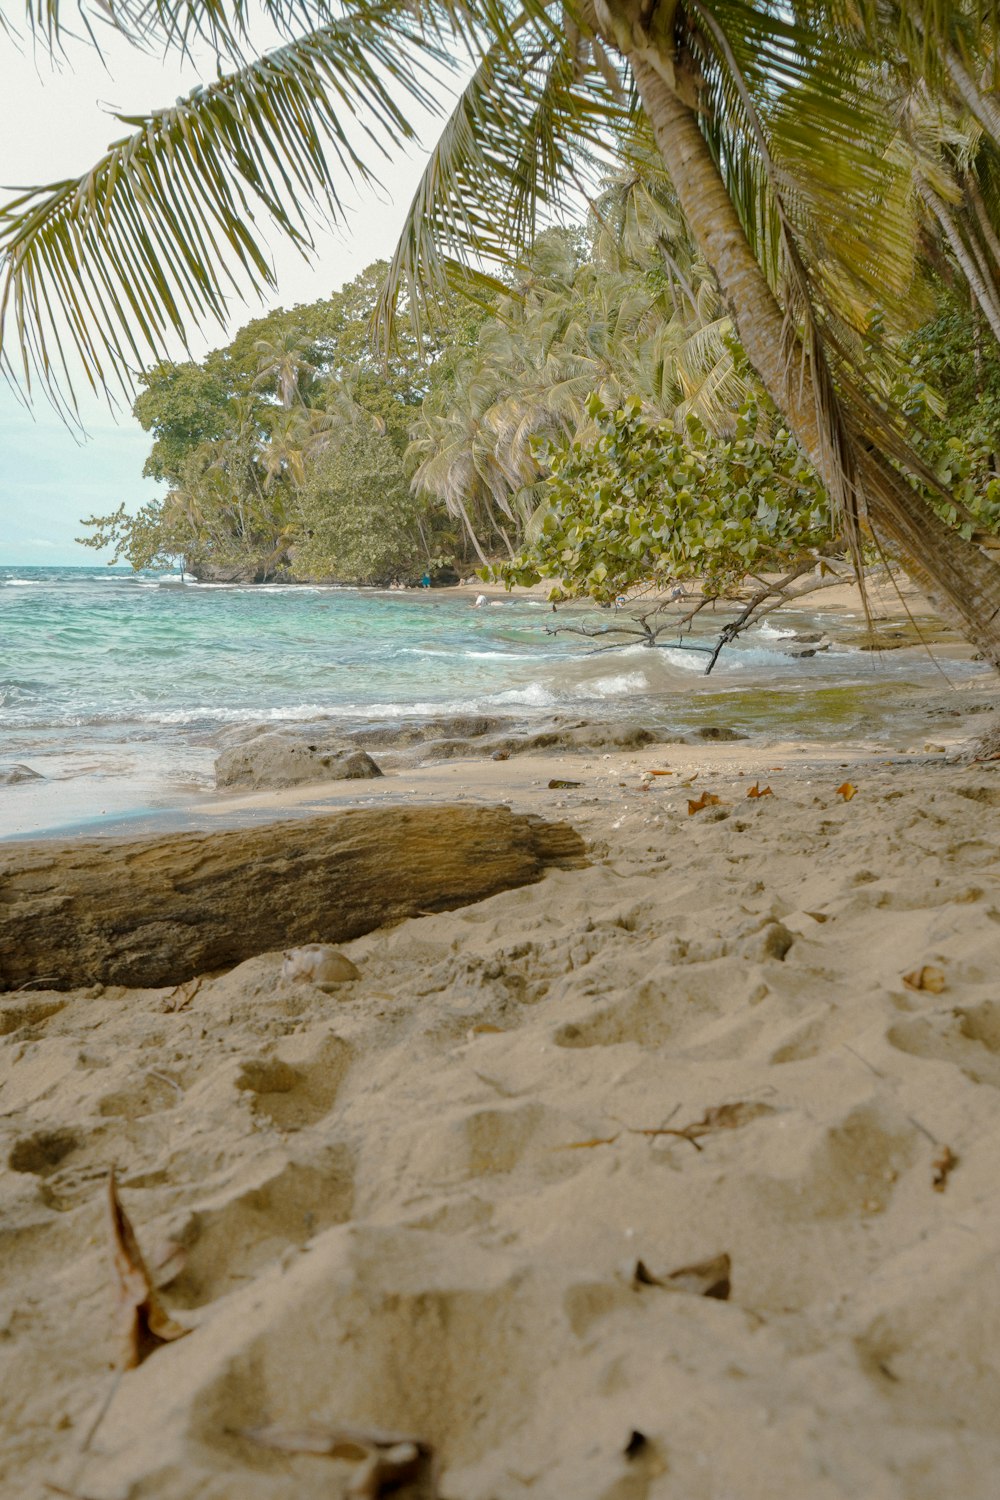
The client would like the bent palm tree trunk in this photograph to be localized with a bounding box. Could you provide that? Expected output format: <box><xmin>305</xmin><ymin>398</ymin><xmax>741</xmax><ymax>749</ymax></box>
<box><xmin>617</xmin><ymin>38</ymin><xmax>1000</xmax><ymax>664</ymax></box>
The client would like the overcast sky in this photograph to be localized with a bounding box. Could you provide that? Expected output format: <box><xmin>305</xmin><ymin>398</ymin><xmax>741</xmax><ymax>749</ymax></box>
<box><xmin>0</xmin><ymin>17</ymin><xmax>450</xmax><ymax>565</ymax></box>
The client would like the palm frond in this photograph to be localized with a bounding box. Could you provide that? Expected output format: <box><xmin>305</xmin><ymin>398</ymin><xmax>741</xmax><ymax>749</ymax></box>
<box><xmin>0</xmin><ymin>6</ymin><xmax>448</xmax><ymax>408</ymax></box>
<box><xmin>687</xmin><ymin>0</ymin><xmax>875</xmax><ymax>585</ymax></box>
<box><xmin>16</xmin><ymin>0</ymin><xmax>516</xmax><ymax>66</ymax></box>
<box><xmin>375</xmin><ymin>4</ymin><xmax>633</xmax><ymax>348</ymax></box>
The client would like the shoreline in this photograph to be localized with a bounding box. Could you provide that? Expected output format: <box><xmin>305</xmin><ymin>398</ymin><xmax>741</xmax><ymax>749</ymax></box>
<box><xmin>5</xmin><ymin>568</ymin><xmax>1000</xmax><ymax>1496</ymax></box>
<box><xmin>5</xmin><ymin>654</ymin><xmax>997</xmax><ymax>842</ymax></box>
<box><xmin>15</xmin><ymin>733</ymin><xmax>985</xmax><ymax>843</ymax></box>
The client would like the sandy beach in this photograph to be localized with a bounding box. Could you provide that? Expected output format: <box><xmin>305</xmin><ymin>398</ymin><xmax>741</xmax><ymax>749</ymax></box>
<box><xmin>3</xmin><ymin>656</ymin><xmax>1000</xmax><ymax>1498</ymax></box>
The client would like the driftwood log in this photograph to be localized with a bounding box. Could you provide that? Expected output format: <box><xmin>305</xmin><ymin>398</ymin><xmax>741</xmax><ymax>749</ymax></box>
<box><xmin>0</xmin><ymin>805</ymin><xmax>586</xmax><ymax>990</ymax></box>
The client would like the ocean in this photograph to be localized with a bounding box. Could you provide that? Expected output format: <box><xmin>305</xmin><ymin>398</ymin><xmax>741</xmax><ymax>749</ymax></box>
<box><xmin>1</xmin><ymin>565</ymin><xmax>989</xmax><ymax>836</ymax></box>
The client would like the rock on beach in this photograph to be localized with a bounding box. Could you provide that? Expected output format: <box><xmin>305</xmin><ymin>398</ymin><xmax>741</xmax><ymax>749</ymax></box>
<box><xmin>215</xmin><ymin>728</ymin><xmax>382</xmax><ymax>789</ymax></box>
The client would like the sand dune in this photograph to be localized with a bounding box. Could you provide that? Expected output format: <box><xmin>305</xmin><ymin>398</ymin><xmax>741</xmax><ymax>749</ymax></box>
<box><xmin>3</xmin><ymin>746</ymin><xmax>1000</xmax><ymax>1499</ymax></box>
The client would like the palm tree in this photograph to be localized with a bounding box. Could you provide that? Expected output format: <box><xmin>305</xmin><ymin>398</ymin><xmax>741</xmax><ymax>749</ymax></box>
<box><xmin>252</xmin><ymin>331</ymin><xmax>318</xmax><ymax>409</ymax></box>
<box><xmin>4</xmin><ymin>0</ymin><xmax>1000</xmax><ymax>658</ymax></box>
<box><xmin>408</xmin><ymin>214</ymin><xmax>754</xmax><ymax>554</ymax></box>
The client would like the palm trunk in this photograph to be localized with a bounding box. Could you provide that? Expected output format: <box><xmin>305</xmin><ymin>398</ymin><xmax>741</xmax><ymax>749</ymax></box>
<box><xmin>614</xmin><ymin>36</ymin><xmax>1000</xmax><ymax>664</ymax></box>
<box><xmin>965</xmin><ymin>173</ymin><xmax>1000</xmax><ymax>276</ymax></box>
<box><xmin>944</xmin><ymin>46</ymin><xmax>1000</xmax><ymax>147</ymax></box>
<box><xmin>453</xmin><ymin>495</ymin><xmax>492</xmax><ymax>568</ymax></box>
<box><xmin>495</xmin><ymin>520</ymin><xmax>518</xmax><ymax>561</ymax></box>
<box><xmin>916</xmin><ymin>176</ymin><xmax>1000</xmax><ymax>345</ymax></box>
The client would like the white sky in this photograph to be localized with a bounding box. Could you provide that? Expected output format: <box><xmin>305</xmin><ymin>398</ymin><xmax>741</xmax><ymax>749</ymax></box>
<box><xmin>0</xmin><ymin>15</ymin><xmax>454</xmax><ymax>564</ymax></box>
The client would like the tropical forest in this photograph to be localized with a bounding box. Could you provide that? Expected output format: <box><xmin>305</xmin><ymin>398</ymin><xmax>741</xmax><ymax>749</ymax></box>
<box><xmin>0</xmin><ymin>0</ymin><xmax>992</xmax><ymax>668</ymax></box>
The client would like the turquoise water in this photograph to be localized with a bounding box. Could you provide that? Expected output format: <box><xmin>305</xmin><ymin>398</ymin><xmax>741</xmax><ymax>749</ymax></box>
<box><xmin>1</xmin><ymin>565</ymin><xmax>990</xmax><ymax>835</ymax></box>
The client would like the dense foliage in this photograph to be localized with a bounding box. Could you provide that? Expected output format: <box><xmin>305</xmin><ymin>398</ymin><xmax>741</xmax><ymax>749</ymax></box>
<box><xmin>501</xmin><ymin>395</ymin><xmax>831</xmax><ymax>601</ymax></box>
<box><xmin>294</xmin><ymin>427</ymin><xmax>429</xmax><ymax>583</ymax></box>
<box><xmin>79</xmin><ymin>262</ymin><xmax>473</xmax><ymax>582</ymax></box>
<box><xmin>78</xmin><ymin>193</ymin><xmax>1000</xmax><ymax>597</ymax></box>
<box><xmin>13</xmin><ymin>0</ymin><xmax>1000</xmax><ymax>659</ymax></box>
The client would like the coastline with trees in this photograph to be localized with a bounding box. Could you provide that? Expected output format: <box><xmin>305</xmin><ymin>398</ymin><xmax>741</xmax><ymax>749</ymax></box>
<box><xmin>5</xmin><ymin>5</ymin><xmax>1000</xmax><ymax>1499</ymax></box>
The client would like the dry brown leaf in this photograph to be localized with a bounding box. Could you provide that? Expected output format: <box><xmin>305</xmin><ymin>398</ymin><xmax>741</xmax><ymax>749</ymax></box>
<box><xmin>634</xmin><ymin>1252</ymin><xmax>731</xmax><ymax>1300</ymax></box>
<box><xmin>163</xmin><ymin>975</ymin><xmax>204</xmax><ymax>1013</ymax></box>
<box><xmin>836</xmin><ymin>782</ymin><xmax>857</xmax><ymax>801</ymax></box>
<box><xmin>548</xmin><ymin>779</ymin><xmax>582</xmax><ymax>789</ymax></box>
<box><xmin>932</xmin><ymin>1145</ymin><xmax>958</xmax><ymax>1192</ymax></box>
<box><xmin>805</xmin><ymin>911</ymin><xmax>829</xmax><ymax>923</ymax></box>
<box><xmin>107</xmin><ymin>1170</ymin><xmax>189</xmax><ymax>1369</ymax></box>
<box><xmin>683</xmin><ymin>1101</ymin><xmax>775</xmax><ymax>1138</ymax></box>
<box><xmin>648</xmin><ymin>769</ymin><xmax>673</xmax><ymax>776</ymax></box>
<box><xmin>687</xmin><ymin>791</ymin><xmax>722</xmax><ymax>815</ymax></box>
<box><xmin>902</xmin><ymin>965</ymin><xmax>946</xmax><ymax>994</ymax></box>
<box><xmin>746</xmin><ymin>783</ymin><xmax>773</xmax><ymax>799</ymax></box>
<box><xmin>240</xmin><ymin>1425</ymin><xmax>436</xmax><ymax>1498</ymax></box>
<box><xmin>468</xmin><ymin>1022</ymin><xmax>504</xmax><ymax>1036</ymax></box>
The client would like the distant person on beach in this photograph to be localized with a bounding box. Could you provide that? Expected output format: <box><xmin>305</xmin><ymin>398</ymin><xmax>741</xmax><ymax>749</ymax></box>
<box><xmin>475</xmin><ymin>594</ymin><xmax>487</xmax><ymax>607</ymax></box>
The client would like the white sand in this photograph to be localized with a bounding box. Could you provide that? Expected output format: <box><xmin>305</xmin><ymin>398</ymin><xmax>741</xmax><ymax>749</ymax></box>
<box><xmin>4</xmin><ymin>717</ymin><xmax>1000</xmax><ymax>1497</ymax></box>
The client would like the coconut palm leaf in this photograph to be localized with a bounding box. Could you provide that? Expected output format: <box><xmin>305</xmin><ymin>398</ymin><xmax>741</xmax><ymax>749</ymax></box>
<box><xmin>17</xmin><ymin>0</ymin><xmax>505</xmax><ymax>65</ymax></box>
<box><xmin>0</xmin><ymin>5</ymin><xmax>450</xmax><ymax>406</ymax></box>
<box><xmin>374</xmin><ymin>4</ymin><xmax>632</xmax><ymax>346</ymax></box>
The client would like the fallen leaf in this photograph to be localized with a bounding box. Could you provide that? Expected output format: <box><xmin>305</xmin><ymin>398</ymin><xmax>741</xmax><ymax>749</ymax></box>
<box><xmin>746</xmin><ymin>783</ymin><xmax>773</xmax><ymax>799</ymax></box>
<box><xmin>648</xmin><ymin>769</ymin><xmax>673</xmax><ymax>776</ymax></box>
<box><xmin>633</xmin><ymin>1252</ymin><xmax>731</xmax><ymax>1300</ymax></box>
<box><xmin>468</xmin><ymin>1022</ymin><xmax>504</xmax><ymax>1036</ymax></box>
<box><xmin>687</xmin><ymin>791</ymin><xmax>722</xmax><ymax>815</ymax></box>
<box><xmin>163</xmin><ymin>975</ymin><xmax>204</xmax><ymax>1013</ymax></box>
<box><xmin>836</xmin><ymin>782</ymin><xmax>857</xmax><ymax>801</ymax></box>
<box><xmin>548</xmin><ymin>779</ymin><xmax>582</xmax><ymax>789</ymax></box>
<box><xmin>902</xmin><ymin>965</ymin><xmax>946</xmax><ymax>994</ymax></box>
<box><xmin>805</xmin><ymin>910</ymin><xmax>829</xmax><ymax>923</ymax></box>
<box><xmin>240</xmin><ymin>1425</ymin><xmax>436</xmax><ymax>1498</ymax></box>
<box><xmin>932</xmin><ymin>1145</ymin><xmax>958</xmax><ymax>1191</ymax></box>
<box><xmin>107</xmin><ymin>1169</ymin><xmax>189</xmax><ymax>1369</ymax></box>
<box><xmin>682</xmin><ymin>1101</ymin><xmax>775</xmax><ymax>1138</ymax></box>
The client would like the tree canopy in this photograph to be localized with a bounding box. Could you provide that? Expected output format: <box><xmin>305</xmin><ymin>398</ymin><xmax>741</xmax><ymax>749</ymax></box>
<box><xmin>7</xmin><ymin>0</ymin><xmax>1000</xmax><ymax>655</ymax></box>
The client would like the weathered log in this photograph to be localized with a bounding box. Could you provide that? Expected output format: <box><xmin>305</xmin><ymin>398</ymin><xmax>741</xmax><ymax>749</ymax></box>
<box><xmin>0</xmin><ymin>805</ymin><xmax>586</xmax><ymax>990</ymax></box>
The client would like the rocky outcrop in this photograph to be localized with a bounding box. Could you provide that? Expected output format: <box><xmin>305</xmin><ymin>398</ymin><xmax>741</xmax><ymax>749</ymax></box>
<box><xmin>346</xmin><ymin>715</ymin><xmax>685</xmax><ymax>765</ymax></box>
<box><xmin>211</xmin><ymin>716</ymin><xmax>686</xmax><ymax>782</ymax></box>
<box><xmin>349</xmin><ymin>715</ymin><xmax>510</xmax><ymax>749</ymax></box>
<box><xmin>188</xmin><ymin>564</ymin><xmax>295</xmax><ymax>585</ymax></box>
<box><xmin>215</xmin><ymin>730</ymin><xmax>383</xmax><ymax>790</ymax></box>
<box><xmin>0</xmin><ymin>805</ymin><xmax>587</xmax><ymax>989</ymax></box>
